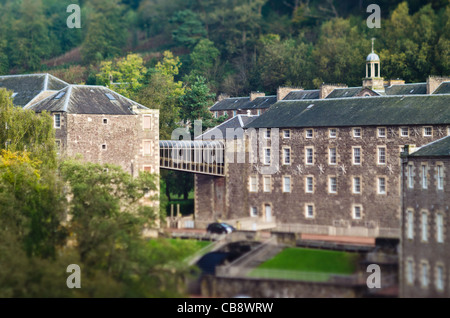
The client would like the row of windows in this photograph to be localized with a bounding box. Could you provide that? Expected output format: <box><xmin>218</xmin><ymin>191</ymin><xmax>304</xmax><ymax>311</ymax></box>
<box><xmin>213</xmin><ymin>110</ymin><xmax>262</xmax><ymax>118</ymax></box>
<box><xmin>405</xmin><ymin>210</ymin><xmax>445</xmax><ymax>243</ymax></box>
<box><xmin>266</xmin><ymin>146</ymin><xmax>391</xmax><ymax>166</ymax></box>
<box><xmin>273</xmin><ymin>126</ymin><xmax>448</xmax><ymax>139</ymax></box>
<box><xmin>405</xmin><ymin>259</ymin><xmax>445</xmax><ymax>291</ymax></box>
<box><xmin>249</xmin><ymin>203</ymin><xmax>364</xmax><ymax>220</ymax></box>
<box><xmin>249</xmin><ymin>175</ymin><xmax>388</xmax><ymax>195</ymax></box>
<box><xmin>53</xmin><ymin>114</ymin><xmax>154</xmax><ymax>130</ymax></box>
<box><xmin>407</xmin><ymin>164</ymin><xmax>445</xmax><ymax>190</ymax></box>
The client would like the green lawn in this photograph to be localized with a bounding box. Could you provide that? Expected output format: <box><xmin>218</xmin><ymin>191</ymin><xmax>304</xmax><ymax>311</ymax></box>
<box><xmin>147</xmin><ymin>238</ymin><xmax>211</xmax><ymax>261</ymax></box>
<box><xmin>248</xmin><ymin>247</ymin><xmax>359</xmax><ymax>282</ymax></box>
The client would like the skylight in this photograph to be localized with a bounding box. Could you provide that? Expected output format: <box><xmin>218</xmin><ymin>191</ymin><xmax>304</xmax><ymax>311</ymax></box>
<box><xmin>410</xmin><ymin>89</ymin><xmax>414</xmax><ymax>93</ymax></box>
<box><xmin>307</xmin><ymin>104</ymin><xmax>314</xmax><ymax>109</ymax></box>
<box><xmin>54</xmin><ymin>91</ymin><xmax>66</xmax><ymax>99</ymax></box>
<box><xmin>105</xmin><ymin>93</ymin><xmax>116</xmax><ymax>100</ymax></box>
<box><xmin>11</xmin><ymin>92</ymin><xmax>17</xmax><ymax>98</ymax></box>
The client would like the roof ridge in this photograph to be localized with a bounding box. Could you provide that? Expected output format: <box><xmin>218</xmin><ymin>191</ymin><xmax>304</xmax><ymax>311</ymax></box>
<box><xmin>411</xmin><ymin>135</ymin><xmax>450</xmax><ymax>154</ymax></box>
<box><xmin>62</xmin><ymin>86</ymin><xmax>73</xmax><ymax>112</ymax></box>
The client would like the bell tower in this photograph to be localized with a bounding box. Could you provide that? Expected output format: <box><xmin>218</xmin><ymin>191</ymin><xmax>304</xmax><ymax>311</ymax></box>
<box><xmin>363</xmin><ymin>38</ymin><xmax>385</xmax><ymax>92</ymax></box>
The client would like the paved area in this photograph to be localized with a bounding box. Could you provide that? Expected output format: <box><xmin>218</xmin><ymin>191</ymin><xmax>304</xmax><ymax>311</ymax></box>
<box><xmin>300</xmin><ymin>233</ymin><xmax>375</xmax><ymax>246</ymax></box>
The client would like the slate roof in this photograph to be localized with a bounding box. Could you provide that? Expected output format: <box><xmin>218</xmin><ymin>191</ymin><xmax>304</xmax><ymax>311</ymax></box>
<box><xmin>196</xmin><ymin>115</ymin><xmax>258</xmax><ymax>140</ymax></box>
<box><xmin>433</xmin><ymin>82</ymin><xmax>450</xmax><ymax>95</ymax></box>
<box><xmin>410</xmin><ymin>136</ymin><xmax>450</xmax><ymax>157</ymax></box>
<box><xmin>385</xmin><ymin>83</ymin><xmax>427</xmax><ymax>95</ymax></box>
<box><xmin>210</xmin><ymin>96</ymin><xmax>277</xmax><ymax>111</ymax></box>
<box><xmin>240</xmin><ymin>96</ymin><xmax>277</xmax><ymax>110</ymax></box>
<box><xmin>26</xmin><ymin>85</ymin><xmax>149</xmax><ymax>115</ymax></box>
<box><xmin>325</xmin><ymin>87</ymin><xmax>362</xmax><ymax>99</ymax></box>
<box><xmin>245</xmin><ymin>95</ymin><xmax>450</xmax><ymax>129</ymax></box>
<box><xmin>283</xmin><ymin>90</ymin><xmax>320</xmax><ymax>100</ymax></box>
<box><xmin>0</xmin><ymin>73</ymin><xmax>68</xmax><ymax>107</ymax></box>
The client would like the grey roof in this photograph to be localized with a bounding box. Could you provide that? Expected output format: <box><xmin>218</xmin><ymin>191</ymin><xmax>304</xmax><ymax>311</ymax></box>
<box><xmin>326</xmin><ymin>87</ymin><xmax>362</xmax><ymax>99</ymax></box>
<box><xmin>240</xmin><ymin>96</ymin><xmax>277</xmax><ymax>110</ymax></box>
<box><xmin>0</xmin><ymin>73</ymin><xmax>69</xmax><ymax>107</ymax></box>
<box><xmin>433</xmin><ymin>82</ymin><xmax>450</xmax><ymax>95</ymax></box>
<box><xmin>245</xmin><ymin>95</ymin><xmax>450</xmax><ymax>129</ymax></box>
<box><xmin>366</xmin><ymin>53</ymin><xmax>380</xmax><ymax>61</ymax></box>
<box><xmin>26</xmin><ymin>85</ymin><xmax>149</xmax><ymax>115</ymax></box>
<box><xmin>385</xmin><ymin>83</ymin><xmax>427</xmax><ymax>95</ymax></box>
<box><xmin>410</xmin><ymin>136</ymin><xmax>450</xmax><ymax>157</ymax></box>
<box><xmin>283</xmin><ymin>90</ymin><xmax>320</xmax><ymax>100</ymax></box>
<box><xmin>196</xmin><ymin>115</ymin><xmax>258</xmax><ymax>140</ymax></box>
<box><xmin>210</xmin><ymin>96</ymin><xmax>277</xmax><ymax>111</ymax></box>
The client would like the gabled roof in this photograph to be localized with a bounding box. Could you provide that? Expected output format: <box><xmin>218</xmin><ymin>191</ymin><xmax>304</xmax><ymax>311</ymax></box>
<box><xmin>26</xmin><ymin>85</ymin><xmax>149</xmax><ymax>115</ymax></box>
<box><xmin>410</xmin><ymin>135</ymin><xmax>450</xmax><ymax>157</ymax></box>
<box><xmin>433</xmin><ymin>82</ymin><xmax>450</xmax><ymax>95</ymax></box>
<box><xmin>0</xmin><ymin>73</ymin><xmax>68</xmax><ymax>107</ymax></box>
<box><xmin>283</xmin><ymin>90</ymin><xmax>320</xmax><ymax>100</ymax></box>
<box><xmin>196</xmin><ymin>115</ymin><xmax>258</xmax><ymax>140</ymax></box>
<box><xmin>245</xmin><ymin>95</ymin><xmax>450</xmax><ymax>129</ymax></box>
<box><xmin>210</xmin><ymin>96</ymin><xmax>277</xmax><ymax>111</ymax></box>
<box><xmin>240</xmin><ymin>96</ymin><xmax>277</xmax><ymax>110</ymax></box>
<box><xmin>325</xmin><ymin>87</ymin><xmax>363</xmax><ymax>99</ymax></box>
<box><xmin>385</xmin><ymin>83</ymin><xmax>427</xmax><ymax>95</ymax></box>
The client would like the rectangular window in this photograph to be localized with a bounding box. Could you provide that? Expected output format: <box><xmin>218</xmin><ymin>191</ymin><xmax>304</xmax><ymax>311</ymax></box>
<box><xmin>306</xmin><ymin>177</ymin><xmax>313</xmax><ymax>193</ymax></box>
<box><xmin>422</xmin><ymin>165</ymin><xmax>427</xmax><ymax>189</ymax></box>
<box><xmin>407</xmin><ymin>260</ymin><xmax>414</xmax><ymax>284</ymax></box>
<box><xmin>283</xmin><ymin>148</ymin><xmax>291</xmax><ymax>165</ymax></box>
<box><xmin>143</xmin><ymin>141</ymin><xmax>152</xmax><ymax>155</ymax></box>
<box><xmin>437</xmin><ymin>266</ymin><xmax>444</xmax><ymax>291</ymax></box>
<box><xmin>407</xmin><ymin>210</ymin><xmax>414</xmax><ymax>239</ymax></box>
<box><xmin>249</xmin><ymin>176</ymin><xmax>258</xmax><ymax>192</ymax></box>
<box><xmin>263</xmin><ymin>176</ymin><xmax>271</xmax><ymax>193</ymax></box>
<box><xmin>306</xmin><ymin>129</ymin><xmax>313</xmax><ymax>138</ymax></box>
<box><xmin>264</xmin><ymin>148</ymin><xmax>271</xmax><ymax>165</ymax></box>
<box><xmin>329</xmin><ymin>177</ymin><xmax>337</xmax><ymax>193</ymax></box>
<box><xmin>257</xmin><ymin>109</ymin><xmax>261</xmax><ymax>116</ymax></box>
<box><xmin>353</xmin><ymin>177</ymin><xmax>361</xmax><ymax>194</ymax></box>
<box><xmin>408</xmin><ymin>165</ymin><xmax>414</xmax><ymax>189</ymax></box>
<box><xmin>400</xmin><ymin>127</ymin><xmax>409</xmax><ymax>137</ymax></box>
<box><xmin>353</xmin><ymin>147</ymin><xmax>361</xmax><ymax>165</ymax></box>
<box><xmin>250</xmin><ymin>207</ymin><xmax>258</xmax><ymax>217</ymax></box>
<box><xmin>422</xmin><ymin>212</ymin><xmax>428</xmax><ymax>242</ymax></box>
<box><xmin>103</xmin><ymin>118</ymin><xmax>108</xmax><ymax>125</ymax></box>
<box><xmin>437</xmin><ymin>214</ymin><xmax>444</xmax><ymax>243</ymax></box>
<box><xmin>378</xmin><ymin>147</ymin><xmax>386</xmax><ymax>165</ymax></box>
<box><xmin>437</xmin><ymin>165</ymin><xmax>444</xmax><ymax>190</ymax></box>
<box><xmin>329</xmin><ymin>128</ymin><xmax>337</xmax><ymax>138</ymax></box>
<box><xmin>264</xmin><ymin>129</ymin><xmax>271</xmax><ymax>139</ymax></box>
<box><xmin>305</xmin><ymin>147</ymin><xmax>314</xmax><ymax>165</ymax></box>
<box><xmin>353</xmin><ymin>206</ymin><xmax>362</xmax><ymax>219</ymax></box>
<box><xmin>329</xmin><ymin>148</ymin><xmax>337</xmax><ymax>165</ymax></box>
<box><xmin>55</xmin><ymin>140</ymin><xmax>61</xmax><ymax>156</ymax></box>
<box><xmin>283</xmin><ymin>130</ymin><xmax>290</xmax><ymax>139</ymax></box>
<box><xmin>283</xmin><ymin>176</ymin><xmax>291</xmax><ymax>193</ymax></box>
<box><xmin>233</xmin><ymin>110</ymin><xmax>237</xmax><ymax>117</ymax></box>
<box><xmin>143</xmin><ymin>115</ymin><xmax>152</xmax><ymax>130</ymax></box>
<box><xmin>54</xmin><ymin>114</ymin><xmax>61</xmax><ymax>128</ymax></box>
<box><xmin>305</xmin><ymin>204</ymin><xmax>314</xmax><ymax>218</ymax></box>
<box><xmin>378</xmin><ymin>127</ymin><xmax>386</xmax><ymax>138</ymax></box>
<box><xmin>423</xmin><ymin>127</ymin><xmax>432</xmax><ymax>137</ymax></box>
<box><xmin>353</xmin><ymin>128</ymin><xmax>361</xmax><ymax>138</ymax></box>
<box><xmin>422</xmin><ymin>263</ymin><xmax>429</xmax><ymax>287</ymax></box>
<box><xmin>378</xmin><ymin>177</ymin><xmax>386</xmax><ymax>194</ymax></box>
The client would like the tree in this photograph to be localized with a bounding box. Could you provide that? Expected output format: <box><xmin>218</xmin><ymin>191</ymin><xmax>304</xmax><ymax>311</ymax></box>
<box><xmin>188</xmin><ymin>39</ymin><xmax>222</xmax><ymax>90</ymax></box>
<box><xmin>171</xmin><ymin>10</ymin><xmax>207</xmax><ymax>49</ymax></box>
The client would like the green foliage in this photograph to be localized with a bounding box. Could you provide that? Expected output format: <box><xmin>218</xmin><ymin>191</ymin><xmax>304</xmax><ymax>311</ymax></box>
<box><xmin>171</xmin><ymin>10</ymin><xmax>207</xmax><ymax>49</ymax></box>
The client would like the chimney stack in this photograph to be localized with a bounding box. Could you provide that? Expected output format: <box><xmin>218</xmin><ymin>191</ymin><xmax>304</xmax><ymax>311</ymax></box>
<box><xmin>427</xmin><ymin>76</ymin><xmax>450</xmax><ymax>94</ymax></box>
<box><xmin>250</xmin><ymin>91</ymin><xmax>265</xmax><ymax>101</ymax></box>
<box><xmin>320</xmin><ymin>84</ymin><xmax>348</xmax><ymax>99</ymax></box>
<box><xmin>277</xmin><ymin>87</ymin><xmax>302</xmax><ymax>101</ymax></box>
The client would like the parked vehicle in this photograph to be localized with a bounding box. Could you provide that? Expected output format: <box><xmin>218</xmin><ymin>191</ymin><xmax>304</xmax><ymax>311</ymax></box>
<box><xmin>206</xmin><ymin>222</ymin><xmax>236</xmax><ymax>234</ymax></box>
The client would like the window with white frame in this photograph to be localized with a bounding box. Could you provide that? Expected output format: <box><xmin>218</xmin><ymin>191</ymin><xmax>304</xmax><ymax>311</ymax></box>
<box><xmin>250</xmin><ymin>206</ymin><xmax>258</xmax><ymax>217</ymax></box>
<box><xmin>305</xmin><ymin>147</ymin><xmax>314</xmax><ymax>165</ymax></box>
<box><xmin>421</xmin><ymin>262</ymin><xmax>429</xmax><ymax>287</ymax></box>
<box><xmin>263</xmin><ymin>176</ymin><xmax>271</xmax><ymax>192</ymax></box>
<box><xmin>437</xmin><ymin>165</ymin><xmax>444</xmax><ymax>190</ymax></box>
<box><xmin>353</xmin><ymin>177</ymin><xmax>361</xmax><ymax>194</ymax></box>
<box><xmin>214</xmin><ymin>111</ymin><xmax>218</xmax><ymax>118</ymax></box>
<box><xmin>353</xmin><ymin>205</ymin><xmax>362</xmax><ymax>219</ymax></box>
<box><xmin>329</xmin><ymin>128</ymin><xmax>337</xmax><ymax>138</ymax></box>
<box><xmin>437</xmin><ymin>213</ymin><xmax>444</xmax><ymax>243</ymax></box>
<box><xmin>283</xmin><ymin>148</ymin><xmax>291</xmax><ymax>165</ymax></box>
<box><xmin>407</xmin><ymin>260</ymin><xmax>414</xmax><ymax>284</ymax></box>
<box><xmin>422</xmin><ymin>165</ymin><xmax>428</xmax><ymax>189</ymax></box>
<box><xmin>378</xmin><ymin>177</ymin><xmax>386</xmax><ymax>194</ymax></box>
<box><xmin>400</xmin><ymin>127</ymin><xmax>409</xmax><ymax>137</ymax></box>
<box><xmin>305</xmin><ymin>176</ymin><xmax>313</xmax><ymax>193</ymax></box>
<box><xmin>283</xmin><ymin>176</ymin><xmax>291</xmax><ymax>193</ymax></box>
<box><xmin>353</xmin><ymin>128</ymin><xmax>361</xmax><ymax>138</ymax></box>
<box><xmin>436</xmin><ymin>265</ymin><xmax>444</xmax><ymax>291</ymax></box>
<box><xmin>306</xmin><ymin>129</ymin><xmax>313</xmax><ymax>138</ymax></box>
<box><xmin>283</xmin><ymin>130</ymin><xmax>290</xmax><ymax>139</ymax></box>
<box><xmin>264</xmin><ymin>148</ymin><xmax>271</xmax><ymax>165</ymax></box>
<box><xmin>54</xmin><ymin>113</ymin><xmax>61</xmax><ymax>128</ymax></box>
<box><xmin>353</xmin><ymin>147</ymin><xmax>361</xmax><ymax>165</ymax></box>
<box><xmin>264</xmin><ymin>129</ymin><xmax>271</xmax><ymax>139</ymax></box>
<box><xmin>421</xmin><ymin>212</ymin><xmax>428</xmax><ymax>242</ymax></box>
<box><xmin>249</xmin><ymin>176</ymin><xmax>258</xmax><ymax>192</ymax></box>
<box><xmin>103</xmin><ymin>118</ymin><xmax>108</xmax><ymax>125</ymax></box>
<box><xmin>257</xmin><ymin>109</ymin><xmax>261</xmax><ymax>116</ymax></box>
<box><xmin>378</xmin><ymin>147</ymin><xmax>386</xmax><ymax>165</ymax></box>
<box><xmin>407</xmin><ymin>210</ymin><xmax>414</xmax><ymax>239</ymax></box>
<box><xmin>233</xmin><ymin>110</ymin><xmax>237</xmax><ymax>117</ymax></box>
<box><xmin>378</xmin><ymin>127</ymin><xmax>386</xmax><ymax>138</ymax></box>
<box><xmin>423</xmin><ymin>126</ymin><xmax>432</xmax><ymax>137</ymax></box>
<box><xmin>408</xmin><ymin>165</ymin><xmax>414</xmax><ymax>188</ymax></box>
<box><xmin>329</xmin><ymin>148</ymin><xmax>337</xmax><ymax>165</ymax></box>
<box><xmin>143</xmin><ymin>115</ymin><xmax>152</xmax><ymax>130</ymax></box>
<box><xmin>305</xmin><ymin>204</ymin><xmax>314</xmax><ymax>218</ymax></box>
<box><xmin>329</xmin><ymin>177</ymin><xmax>337</xmax><ymax>193</ymax></box>
<box><xmin>143</xmin><ymin>140</ymin><xmax>152</xmax><ymax>155</ymax></box>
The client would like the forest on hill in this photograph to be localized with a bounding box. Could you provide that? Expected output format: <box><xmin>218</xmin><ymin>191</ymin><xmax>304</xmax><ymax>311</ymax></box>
<box><xmin>0</xmin><ymin>0</ymin><xmax>448</xmax><ymax>96</ymax></box>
